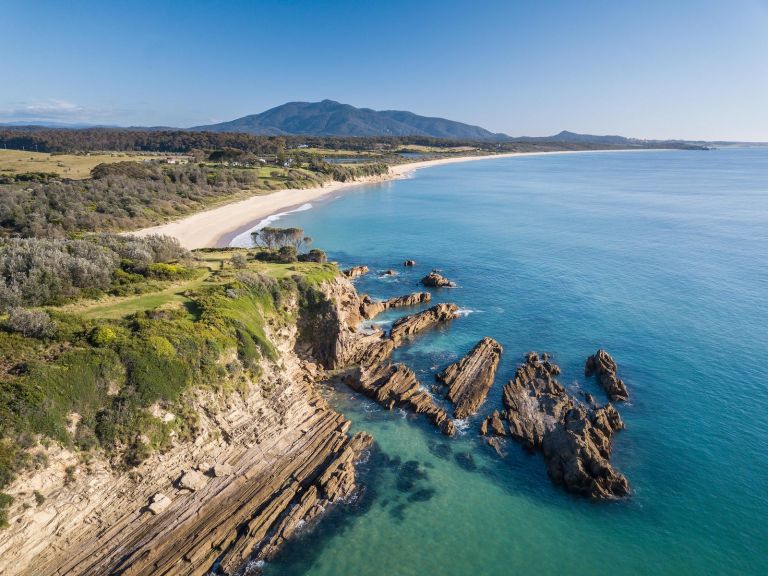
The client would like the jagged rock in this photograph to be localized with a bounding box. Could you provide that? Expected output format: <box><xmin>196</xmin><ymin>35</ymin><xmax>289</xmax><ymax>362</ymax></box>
<box><xmin>390</xmin><ymin>303</ymin><xmax>459</xmax><ymax>345</ymax></box>
<box><xmin>342</xmin><ymin>265</ymin><xmax>369</xmax><ymax>279</ymax></box>
<box><xmin>404</xmin><ymin>259</ymin><xmax>416</xmax><ymax>266</ymax></box>
<box><xmin>501</xmin><ymin>352</ymin><xmax>629</xmax><ymax>499</ymax></box>
<box><xmin>346</xmin><ymin>362</ymin><xmax>455</xmax><ymax>436</ymax></box>
<box><xmin>420</xmin><ymin>271</ymin><xmax>456</xmax><ymax>288</ymax></box>
<box><xmin>147</xmin><ymin>493</ymin><xmax>171</xmax><ymax>515</ymax></box>
<box><xmin>436</xmin><ymin>337</ymin><xmax>503</xmax><ymax>418</ymax></box>
<box><xmin>481</xmin><ymin>410</ymin><xmax>507</xmax><ymax>436</ymax></box>
<box><xmin>359</xmin><ymin>292</ymin><xmax>432</xmax><ymax>320</ymax></box>
<box><xmin>177</xmin><ymin>469</ymin><xmax>207</xmax><ymax>491</ymax></box>
<box><xmin>212</xmin><ymin>463</ymin><xmax>233</xmax><ymax>477</ymax></box>
<box><xmin>585</xmin><ymin>349</ymin><xmax>628</xmax><ymax>401</ymax></box>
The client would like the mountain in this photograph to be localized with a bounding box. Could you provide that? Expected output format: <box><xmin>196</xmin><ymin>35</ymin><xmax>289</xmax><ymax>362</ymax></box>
<box><xmin>513</xmin><ymin>130</ymin><xmax>639</xmax><ymax>146</ymax></box>
<box><xmin>190</xmin><ymin>100</ymin><xmax>508</xmax><ymax>139</ymax></box>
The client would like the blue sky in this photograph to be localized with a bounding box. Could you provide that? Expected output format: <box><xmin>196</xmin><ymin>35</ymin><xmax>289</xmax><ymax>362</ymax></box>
<box><xmin>2</xmin><ymin>0</ymin><xmax>767</xmax><ymax>140</ymax></box>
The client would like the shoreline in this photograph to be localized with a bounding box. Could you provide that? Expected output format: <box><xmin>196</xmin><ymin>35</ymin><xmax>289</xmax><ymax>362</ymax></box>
<box><xmin>133</xmin><ymin>148</ymin><xmax>663</xmax><ymax>249</ymax></box>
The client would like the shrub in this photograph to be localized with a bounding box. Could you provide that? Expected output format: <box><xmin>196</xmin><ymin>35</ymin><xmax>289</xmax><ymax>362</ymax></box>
<box><xmin>4</xmin><ymin>308</ymin><xmax>55</xmax><ymax>338</ymax></box>
<box><xmin>231</xmin><ymin>253</ymin><xmax>248</xmax><ymax>269</ymax></box>
<box><xmin>277</xmin><ymin>246</ymin><xmax>297</xmax><ymax>263</ymax></box>
<box><xmin>90</xmin><ymin>326</ymin><xmax>117</xmax><ymax>347</ymax></box>
<box><xmin>299</xmin><ymin>249</ymin><xmax>327</xmax><ymax>263</ymax></box>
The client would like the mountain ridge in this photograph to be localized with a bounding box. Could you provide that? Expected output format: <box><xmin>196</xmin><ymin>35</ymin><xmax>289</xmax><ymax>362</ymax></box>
<box><xmin>189</xmin><ymin>99</ymin><xmax>509</xmax><ymax>139</ymax></box>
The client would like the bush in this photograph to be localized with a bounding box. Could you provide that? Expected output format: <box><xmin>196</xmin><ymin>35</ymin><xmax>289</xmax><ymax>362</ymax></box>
<box><xmin>299</xmin><ymin>249</ymin><xmax>327</xmax><ymax>263</ymax></box>
<box><xmin>277</xmin><ymin>246</ymin><xmax>297</xmax><ymax>263</ymax></box>
<box><xmin>231</xmin><ymin>253</ymin><xmax>248</xmax><ymax>269</ymax></box>
<box><xmin>4</xmin><ymin>308</ymin><xmax>55</xmax><ymax>338</ymax></box>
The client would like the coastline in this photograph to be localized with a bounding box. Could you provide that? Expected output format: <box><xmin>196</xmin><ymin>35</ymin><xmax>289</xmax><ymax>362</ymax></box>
<box><xmin>133</xmin><ymin>148</ymin><xmax>660</xmax><ymax>249</ymax></box>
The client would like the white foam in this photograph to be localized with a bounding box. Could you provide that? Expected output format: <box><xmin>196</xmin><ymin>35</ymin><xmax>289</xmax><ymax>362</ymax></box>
<box><xmin>453</xmin><ymin>418</ymin><xmax>470</xmax><ymax>435</ymax></box>
<box><xmin>456</xmin><ymin>308</ymin><xmax>479</xmax><ymax>317</ymax></box>
<box><xmin>229</xmin><ymin>203</ymin><xmax>313</xmax><ymax>247</ymax></box>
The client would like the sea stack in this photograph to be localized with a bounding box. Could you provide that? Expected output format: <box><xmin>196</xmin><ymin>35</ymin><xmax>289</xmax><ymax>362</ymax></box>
<box><xmin>585</xmin><ymin>349</ymin><xmax>628</xmax><ymax>401</ymax></box>
<box><xmin>420</xmin><ymin>271</ymin><xmax>456</xmax><ymax>288</ymax></box>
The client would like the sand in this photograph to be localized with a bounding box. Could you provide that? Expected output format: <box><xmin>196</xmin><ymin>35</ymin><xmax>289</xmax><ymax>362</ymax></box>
<box><xmin>132</xmin><ymin>149</ymin><xmax>652</xmax><ymax>249</ymax></box>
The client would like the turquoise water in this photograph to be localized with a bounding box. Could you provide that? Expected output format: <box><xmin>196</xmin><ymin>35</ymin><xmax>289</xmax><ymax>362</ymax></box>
<box><xmin>253</xmin><ymin>149</ymin><xmax>768</xmax><ymax>575</ymax></box>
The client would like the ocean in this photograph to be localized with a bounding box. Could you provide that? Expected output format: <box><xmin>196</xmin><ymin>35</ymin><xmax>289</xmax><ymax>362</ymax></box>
<box><xmin>235</xmin><ymin>148</ymin><xmax>768</xmax><ymax>575</ymax></box>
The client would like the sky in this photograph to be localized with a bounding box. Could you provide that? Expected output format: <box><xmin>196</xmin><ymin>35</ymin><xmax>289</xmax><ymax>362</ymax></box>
<box><xmin>2</xmin><ymin>0</ymin><xmax>768</xmax><ymax>140</ymax></box>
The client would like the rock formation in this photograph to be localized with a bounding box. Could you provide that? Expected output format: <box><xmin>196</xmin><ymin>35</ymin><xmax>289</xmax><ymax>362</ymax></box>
<box><xmin>436</xmin><ymin>337</ymin><xmax>503</xmax><ymax>418</ymax></box>
<box><xmin>342</xmin><ymin>265</ymin><xmax>369</xmax><ymax>279</ymax></box>
<box><xmin>359</xmin><ymin>292</ymin><xmax>432</xmax><ymax>319</ymax></box>
<box><xmin>390</xmin><ymin>303</ymin><xmax>459</xmax><ymax>345</ymax></box>
<box><xmin>382</xmin><ymin>269</ymin><xmax>398</xmax><ymax>276</ymax></box>
<box><xmin>346</xmin><ymin>362</ymin><xmax>455</xmax><ymax>436</ymax></box>
<box><xmin>500</xmin><ymin>352</ymin><xmax>629</xmax><ymax>499</ymax></box>
<box><xmin>420</xmin><ymin>271</ymin><xmax>456</xmax><ymax>288</ymax></box>
<box><xmin>404</xmin><ymin>259</ymin><xmax>416</xmax><ymax>267</ymax></box>
<box><xmin>480</xmin><ymin>410</ymin><xmax>507</xmax><ymax>437</ymax></box>
<box><xmin>585</xmin><ymin>349</ymin><xmax>628</xmax><ymax>401</ymax></box>
<box><xmin>0</xmin><ymin>277</ymin><xmax>375</xmax><ymax>576</ymax></box>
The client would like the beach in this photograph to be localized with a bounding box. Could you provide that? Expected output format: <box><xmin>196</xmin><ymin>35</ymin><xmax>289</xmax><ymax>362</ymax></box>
<box><xmin>132</xmin><ymin>150</ymin><xmax>651</xmax><ymax>249</ymax></box>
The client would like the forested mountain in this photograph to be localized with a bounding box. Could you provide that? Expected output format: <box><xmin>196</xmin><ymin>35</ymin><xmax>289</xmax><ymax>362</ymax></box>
<box><xmin>191</xmin><ymin>100</ymin><xmax>508</xmax><ymax>139</ymax></box>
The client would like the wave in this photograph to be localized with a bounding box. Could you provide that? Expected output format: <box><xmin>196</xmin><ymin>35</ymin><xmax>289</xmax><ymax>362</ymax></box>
<box><xmin>229</xmin><ymin>203</ymin><xmax>313</xmax><ymax>247</ymax></box>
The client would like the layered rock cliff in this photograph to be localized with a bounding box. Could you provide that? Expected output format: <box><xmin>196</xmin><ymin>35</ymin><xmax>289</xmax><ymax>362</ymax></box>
<box><xmin>0</xmin><ymin>277</ymin><xmax>376</xmax><ymax>576</ymax></box>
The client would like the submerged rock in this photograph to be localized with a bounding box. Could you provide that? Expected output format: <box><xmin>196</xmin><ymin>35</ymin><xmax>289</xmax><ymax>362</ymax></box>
<box><xmin>501</xmin><ymin>352</ymin><xmax>629</xmax><ymax>499</ymax></box>
<box><xmin>346</xmin><ymin>362</ymin><xmax>456</xmax><ymax>436</ymax></box>
<box><xmin>342</xmin><ymin>265</ymin><xmax>369</xmax><ymax>279</ymax></box>
<box><xmin>436</xmin><ymin>337</ymin><xmax>503</xmax><ymax>418</ymax></box>
<box><xmin>585</xmin><ymin>349</ymin><xmax>628</xmax><ymax>401</ymax></box>
<box><xmin>420</xmin><ymin>271</ymin><xmax>456</xmax><ymax>288</ymax></box>
<box><xmin>404</xmin><ymin>260</ymin><xmax>416</xmax><ymax>267</ymax></box>
<box><xmin>390</xmin><ymin>303</ymin><xmax>459</xmax><ymax>345</ymax></box>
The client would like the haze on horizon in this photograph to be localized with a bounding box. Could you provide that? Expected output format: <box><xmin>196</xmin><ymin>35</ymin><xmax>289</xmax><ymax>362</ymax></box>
<box><xmin>2</xmin><ymin>0</ymin><xmax>767</xmax><ymax>141</ymax></box>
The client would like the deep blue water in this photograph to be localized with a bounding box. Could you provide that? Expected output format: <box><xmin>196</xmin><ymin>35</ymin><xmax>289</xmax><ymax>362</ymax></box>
<box><xmin>242</xmin><ymin>149</ymin><xmax>768</xmax><ymax>575</ymax></box>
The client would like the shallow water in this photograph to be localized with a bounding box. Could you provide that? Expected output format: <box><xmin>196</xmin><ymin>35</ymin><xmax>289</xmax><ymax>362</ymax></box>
<box><xmin>242</xmin><ymin>149</ymin><xmax>767</xmax><ymax>575</ymax></box>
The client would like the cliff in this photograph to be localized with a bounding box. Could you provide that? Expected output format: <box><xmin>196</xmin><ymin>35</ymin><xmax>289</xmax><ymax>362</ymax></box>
<box><xmin>0</xmin><ymin>272</ymin><xmax>374</xmax><ymax>575</ymax></box>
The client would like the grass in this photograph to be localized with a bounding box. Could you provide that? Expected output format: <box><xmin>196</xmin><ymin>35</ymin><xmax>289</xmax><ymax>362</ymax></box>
<box><xmin>63</xmin><ymin>275</ymin><xmax>209</xmax><ymax>320</ymax></box>
<box><xmin>0</xmin><ymin>149</ymin><xmax>169</xmax><ymax>179</ymax></box>
<box><xmin>0</xmin><ymin>250</ymin><xmax>341</xmax><ymax>504</ymax></box>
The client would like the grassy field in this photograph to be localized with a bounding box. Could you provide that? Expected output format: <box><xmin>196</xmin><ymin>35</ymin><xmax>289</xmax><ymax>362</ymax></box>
<box><xmin>53</xmin><ymin>251</ymin><xmax>337</xmax><ymax>321</ymax></box>
<box><xmin>0</xmin><ymin>149</ymin><xmax>169</xmax><ymax>179</ymax></box>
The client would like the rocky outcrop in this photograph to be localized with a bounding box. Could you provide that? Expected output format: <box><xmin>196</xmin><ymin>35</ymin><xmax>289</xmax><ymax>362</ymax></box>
<box><xmin>390</xmin><ymin>303</ymin><xmax>459</xmax><ymax>345</ymax></box>
<box><xmin>436</xmin><ymin>337</ymin><xmax>503</xmax><ymax>418</ymax></box>
<box><xmin>404</xmin><ymin>259</ymin><xmax>416</xmax><ymax>267</ymax></box>
<box><xmin>359</xmin><ymin>292</ymin><xmax>432</xmax><ymax>319</ymax></box>
<box><xmin>342</xmin><ymin>265</ymin><xmax>369</xmax><ymax>279</ymax></box>
<box><xmin>585</xmin><ymin>349</ymin><xmax>628</xmax><ymax>401</ymax></box>
<box><xmin>0</xmin><ymin>279</ymin><xmax>374</xmax><ymax>576</ymax></box>
<box><xmin>480</xmin><ymin>410</ymin><xmax>507</xmax><ymax>437</ymax></box>
<box><xmin>345</xmin><ymin>362</ymin><xmax>455</xmax><ymax>436</ymax></box>
<box><xmin>420</xmin><ymin>271</ymin><xmax>456</xmax><ymax>288</ymax></box>
<box><xmin>300</xmin><ymin>277</ymin><xmax>394</xmax><ymax>370</ymax></box>
<box><xmin>500</xmin><ymin>352</ymin><xmax>629</xmax><ymax>499</ymax></box>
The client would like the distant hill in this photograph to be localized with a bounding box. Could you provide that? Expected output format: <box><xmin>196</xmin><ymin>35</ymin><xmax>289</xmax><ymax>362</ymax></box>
<box><xmin>514</xmin><ymin>130</ymin><xmax>639</xmax><ymax>146</ymax></box>
<box><xmin>190</xmin><ymin>100</ymin><xmax>509</xmax><ymax>139</ymax></box>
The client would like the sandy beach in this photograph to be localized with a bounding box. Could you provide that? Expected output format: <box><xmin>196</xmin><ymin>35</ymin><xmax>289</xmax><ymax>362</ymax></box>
<box><xmin>133</xmin><ymin>149</ymin><xmax>650</xmax><ymax>249</ymax></box>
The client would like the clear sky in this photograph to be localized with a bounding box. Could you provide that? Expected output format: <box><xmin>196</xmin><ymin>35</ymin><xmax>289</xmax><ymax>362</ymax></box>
<box><xmin>2</xmin><ymin>0</ymin><xmax>767</xmax><ymax>140</ymax></box>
